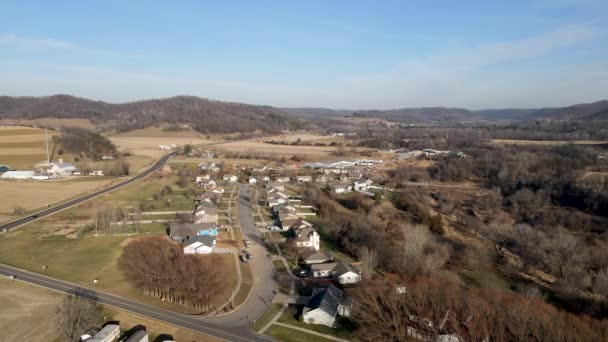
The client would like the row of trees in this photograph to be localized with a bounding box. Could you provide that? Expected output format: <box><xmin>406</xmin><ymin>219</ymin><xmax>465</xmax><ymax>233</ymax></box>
<box><xmin>55</xmin><ymin>127</ymin><xmax>117</xmax><ymax>160</ymax></box>
<box><xmin>118</xmin><ymin>236</ymin><xmax>223</xmax><ymax>312</ymax></box>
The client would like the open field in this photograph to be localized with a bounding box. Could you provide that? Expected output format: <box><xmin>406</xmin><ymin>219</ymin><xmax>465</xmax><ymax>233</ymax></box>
<box><xmin>109</xmin><ymin>127</ymin><xmax>220</xmax><ymax>158</ymax></box>
<box><xmin>489</xmin><ymin>139</ymin><xmax>608</xmax><ymax>146</ymax></box>
<box><xmin>0</xmin><ymin>118</ymin><xmax>96</xmax><ymax>130</ymax></box>
<box><xmin>258</xmin><ymin>133</ymin><xmax>345</xmax><ymax>144</ymax></box>
<box><xmin>0</xmin><ymin>278</ymin><xmax>62</xmax><ymax>342</ymax></box>
<box><xmin>0</xmin><ymin>126</ymin><xmax>64</xmax><ymax>169</ymax></box>
<box><xmin>214</xmin><ymin>140</ymin><xmax>372</xmax><ymax>156</ymax></box>
<box><xmin>0</xmin><ymin>177</ymin><xmax>115</xmax><ymax>212</ymax></box>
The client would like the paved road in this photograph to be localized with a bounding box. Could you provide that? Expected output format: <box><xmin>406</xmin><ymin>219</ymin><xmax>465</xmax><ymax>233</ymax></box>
<box><xmin>0</xmin><ymin>264</ymin><xmax>271</xmax><ymax>342</ymax></box>
<box><xmin>207</xmin><ymin>185</ymin><xmax>279</xmax><ymax>329</ymax></box>
<box><xmin>0</xmin><ymin>152</ymin><xmax>175</xmax><ymax>233</ymax></box>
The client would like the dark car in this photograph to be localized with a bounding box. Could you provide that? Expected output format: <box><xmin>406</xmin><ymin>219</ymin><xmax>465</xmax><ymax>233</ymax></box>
<box><xmin>295</xmin><ymin>269</ymin><xmax>309</xmax><ymax>277</ymax></box>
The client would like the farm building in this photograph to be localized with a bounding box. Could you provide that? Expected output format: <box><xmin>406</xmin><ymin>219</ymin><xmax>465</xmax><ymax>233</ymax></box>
<box><xmin>49</xmin><ymin>162</ymin><xmax>77</xmax><ymax>176</ymax></box>
<box><xmin>85</xmin><ymin>324</ymin><xmax>120</xmax><ymax>342</ymax></box>
<box><xmin>0</xmin><ymin>170</ymin><xmax>35</xmax><ymax>179</ymax></box>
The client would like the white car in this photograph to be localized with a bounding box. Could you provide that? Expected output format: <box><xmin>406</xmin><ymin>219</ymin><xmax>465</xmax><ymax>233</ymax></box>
<box><xmin>266</xmin><ymin>225</ymin><xmax>281</xmax><ymax>231</ymax></box>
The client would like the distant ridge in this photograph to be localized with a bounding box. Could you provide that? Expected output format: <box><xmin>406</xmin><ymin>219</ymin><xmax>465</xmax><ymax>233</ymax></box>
<box><xmin>0</xmin><ymin>94</ymin><xmax>303</xmax><ymax>133</ymax></box>
<box><xmin>283</xmin><ymin>100</ymin><xmax>608</xmax><ymax>123</ymax></box>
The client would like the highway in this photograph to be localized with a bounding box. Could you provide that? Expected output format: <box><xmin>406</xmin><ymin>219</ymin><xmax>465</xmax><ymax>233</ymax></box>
<box><xmin>0</xmin><ymin>264</ymin><xmax>271</xmax><ymax>342</ymax></box>
<box><xmin>0</xmin><ymin>152</ymin><xmax>175</xmax><ymax>233</ymax></box>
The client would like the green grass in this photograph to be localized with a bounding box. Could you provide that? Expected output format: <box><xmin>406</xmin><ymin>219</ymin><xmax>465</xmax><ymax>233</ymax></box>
<box><xmin>266</xmin><ymin>325</ymin><xmax>335</xmax><ymax>342</ymax></box>
<box><xmin>253</xmin><ymin>303</ymin><xmax>283</xmax><ymax>332</ymax></box>
<box><xmin>278</xmin><ymin>311</ymin><xmax>358</xmax><ymax>340</ymax></box>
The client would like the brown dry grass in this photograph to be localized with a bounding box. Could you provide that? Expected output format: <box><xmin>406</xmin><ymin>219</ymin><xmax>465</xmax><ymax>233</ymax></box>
<box><xmin>0</xmin><ymin>178</ymin><xmax>115</xmax><ymax>214</ymax></box>
<box><xmin>0</xmin><ymin>278</ymin><xmax>62</xmax><ymax>342</ymax></box>
<box><xmin>215</xmin><ymin>141</ymin><xmax>344</xmax><ymax>156</ymax></box>
<box><xmin>0</xmin><ymin>118</ymin><xmax>96</xmax><ymax>130</ymax></box>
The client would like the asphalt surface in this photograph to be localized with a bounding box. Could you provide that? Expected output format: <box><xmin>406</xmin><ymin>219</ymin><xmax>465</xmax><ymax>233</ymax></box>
<box><xmin>0</xmin><ymin>264</ymin><xmax>271</xmax><ymax>342</ymax></box>
<box><xmin>0</xmin><ymin>152</ymin><xmax>175</xmax><ymax>233</ymax></box>
<box><xmin>206</xmin><ymin>185</ymin><xmax>279</xmax><ymax>328</ymax></box>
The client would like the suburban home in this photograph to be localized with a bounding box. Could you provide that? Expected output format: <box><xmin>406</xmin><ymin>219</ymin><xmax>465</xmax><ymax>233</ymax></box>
<box><xmin>294</xmin><ymin>226</ymin><xmax>320</xmax><ymax>251</ymax></box>
<box><xmin>182</xmin><ymin>235</ymin><xmax>216</xmax><ymax>254</ymax></box>
<box><xmin>86</xmin><ymin>324</ymin><xmax>120</xmax><ymax>342</ymax></box>
<box><xmin>353</xmin><ymin>178</ymin><xmax>373</xmax><ymax>191</ymax></box>
<box><xmin>194</xmin><ymin>206</ymin><xmax>218</xmax><ymax>224</ymax></box>
<box><xmin>169</xmin><ymin>223</ymin><xmax>217</xmax><ymax>241</ymax></box>
<box><xmin>280</xmin><ymin>213</ymin><xmax>302</xmax><ymax>229</ymax></box>
<box><xmin>333</xmin><ymin>261</ymin><xmax>362</xmax><ymax>285</ymax></box>
<box><xmin>316</xmin><ymin>175</ymin><xmax>327</xmax><ymax>183</ymax></box>
<box><xmin>276</xmin><ymin>177</ymin><xmax>291</xmax><ymax>183</ymax></box>
<box><xmin>310</xmin><ymin>261</ymin><xmax>362</xmax><ymax>284</ymax></box>
<box><xmin>301</xmin><ymin>250</ymin><xmax>334</xmax><ymax>264</ymax></box>
<box><xmin>262</xmin><ymin>176</ymin><xmax>271</xmax><ymax>182</ymax></box>
<box><xmin>212</xmin><ymin>187</ymin><xmax>225</xmax><ymax>194</ymax></box>
<box><xmin>49</xmin><ymin>162</ymin><xmax>77</xmax><ymax>176</ymax></box>
<box><xmin>331</xmin><ymin>184</ymin><xmax>352</xmax><ymax>194</ymax></box>
<box><xmin>248</xmin><ymin>177</ymin><xmax>257</xmax><ymax>184</ymax></box>
<box><xmin>0</xmin><ymin>170</ymin><xmax>35</xmax><ymax>179</ymax></box>
<box><xmin>302</xmin><ymin>285</ymin><xmax>348</xmax><ymax>327</ymax></box>
<box><xmin>223</xmin><ymin>174</ymin><xmax>238</xmax><ymax>183</ymax></box>
<box><xmin>267</xmin><ymin>183</ymin><xmax>286</xmax><ymax>192</ymax></box>
<box><xmin>296</xmin><ymin>175</ymin><xmax>313</xmax><ymax>183</ymax></box>
<box><xmin>198</xmin><ymin>178</ymin><xmax>217</xmax><ymax>189</ymax></box>
<box><xmin>289</xmin><ymin>218</ymin><xmax>314</xmax><ymax>231</ymax></box>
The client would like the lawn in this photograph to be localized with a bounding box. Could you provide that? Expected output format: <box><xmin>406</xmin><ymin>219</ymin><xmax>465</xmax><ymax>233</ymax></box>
<box><xmin>266</xmin><ymin>325</ymin><xmax>335</xmax><ymax>342</ymax></box>
<box><xmin>253</xmin><ymin>303</ymin><xmax>283</xmax><ymax>332</ymax></box>
<box><xmin>278</xmin><ymin>310</ymin><xmax>358</xmax><ymax>340</ymax></box>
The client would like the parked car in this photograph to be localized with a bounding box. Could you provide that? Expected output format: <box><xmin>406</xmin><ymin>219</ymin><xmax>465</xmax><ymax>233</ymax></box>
<box><xmin>246</xmin><ymin>253</ymin><xmax>254</xmax><ymax>260</ymax></box>
<box><xmin>266</xmin><ymin>225</ymin><xmax>281</xmax><ymax>231</ymax></box>
<box><xmin>243</xmin><ymin>239</ymin><xmax>251</xmax><ymax>247</ymax></box>
<box><xmin>240</xmin><ymin>254</ymin><xmax>248</xmax><ymax>262</ymax></box>
<box><xmin>295</xmin><ymin>269</ymin><xmax>309</xmax><ymax>277</ymax></box>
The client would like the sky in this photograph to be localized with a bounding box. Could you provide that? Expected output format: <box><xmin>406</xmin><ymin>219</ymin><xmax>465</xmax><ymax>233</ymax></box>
<box><xmin>0</xmin><ymin>0</ymin><xmax>607</xmax><ymax>109</ymax></box>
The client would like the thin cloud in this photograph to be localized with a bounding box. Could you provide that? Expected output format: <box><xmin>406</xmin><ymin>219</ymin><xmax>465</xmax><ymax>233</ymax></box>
<box><xmin>0</xmin><ymin>33</ymin><xmax>142</xmax><ymax>59</ymax></box>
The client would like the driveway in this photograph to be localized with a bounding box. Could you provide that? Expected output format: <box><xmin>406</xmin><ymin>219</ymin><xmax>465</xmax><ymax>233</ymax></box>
<box><xmin>207</xmin><ymin>184</ymin><xmax>279</xmax><ymax>328</ymax></box>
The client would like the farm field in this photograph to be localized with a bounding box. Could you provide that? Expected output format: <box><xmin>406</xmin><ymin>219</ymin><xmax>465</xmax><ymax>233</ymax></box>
<box><xmin>0</xmin><ymin>118</ymin><xmax>96</xmax><ymax>130</ymax></box>
<box><xmin>0</xmin><ymin>177</ymin><xmax>117</xmax><ymax>223</ymax></box>
<box><xmin>0</xmin><ymin>126</ymin><xmax>68</xmax><ymax>169</ymax></box>
<box><xmin>0</xmin><ymin>170</ymin><xmax>239</xmax><ymax>314</ymax></box>
<box><xmin>0</xmin><ymin>278</ymin><xmax>62</xmax><ymax>342</ymax></box>
<box><xmin>0</xmin><ymin>278</ymin><xmax>222</xmax><ymax>342</ymax></box>
<box><xmin>109</xmin><ymin>126</ymin><xmax>221</xmax><ymax>158</ymax></box>
<box><xmin>214</xmin><ymin>140</ymin><xmax>370</xmax><ymax>156</ymax></box>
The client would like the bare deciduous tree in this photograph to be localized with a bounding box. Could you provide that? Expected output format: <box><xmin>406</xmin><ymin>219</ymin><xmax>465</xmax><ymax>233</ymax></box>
<box><xmin>56</xmin><ymin>295</ymin><xmax>102</xmax><ymax>342</ymax></box>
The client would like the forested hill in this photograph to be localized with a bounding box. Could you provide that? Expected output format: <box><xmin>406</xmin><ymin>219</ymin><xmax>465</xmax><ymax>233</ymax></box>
<box><xmin>0</xmin><ymin>94</ymin><xmax>304</xmax><ymax>133</ymax></box>
<box><xmin>283</xmin><ymin>100</ymin><xmax>608</xmax><ymax>123</ymax></box>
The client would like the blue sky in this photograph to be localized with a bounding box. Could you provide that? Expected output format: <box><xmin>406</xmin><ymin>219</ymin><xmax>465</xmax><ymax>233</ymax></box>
<box><xmin>0</xmin><ymin>0</ymin><xmax>607</xmax><ymax>109</ymax></box>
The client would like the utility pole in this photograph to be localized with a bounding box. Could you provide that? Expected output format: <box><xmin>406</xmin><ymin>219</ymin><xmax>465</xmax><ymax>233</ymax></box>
<box><xmin>45</xmin><ymin>128</ymin><xmax>50</xmax><ymax>163</ymax></box>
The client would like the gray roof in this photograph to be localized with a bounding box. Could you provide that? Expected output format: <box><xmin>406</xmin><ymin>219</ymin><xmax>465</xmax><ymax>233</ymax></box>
<box><xmin>124</xmin><ymin>330</ymin><xmax>149</xmax><ymax>342</ymax></box>
<box><xmin>334</xmin><ymin>261</ymin><xmax>360</xmax><ymax>276</ymax></box>
<box><xmin>55</xmin><ymin>163</ymin><xmax>76</xmax><ymax>169</ymax></box>
<box><xmin>303</xmin><ymin>285</ymin><xmax>344</xmax><ymax>316</ymax></box>
<box><xmin>169</xmin><ymin>223</ymin><xmax>216</xmax><ymax>239</ymax></box>
<box><xmin>183</xmin><ymin>235</ymin><xmax>216</xmax><ymax>248</ymax></box>
<box><xmin>311</xmin><ymin>262</ymin><xmax>338</xmax><ymax>272</ymax></box>
<box><xmin>302</xmin><ymin>250</ymin><xmax>333</xmax><ymax>263</ymax></box>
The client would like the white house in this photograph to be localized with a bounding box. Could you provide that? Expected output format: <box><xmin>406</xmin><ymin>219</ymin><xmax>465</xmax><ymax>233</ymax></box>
<box><xmin>262</xmin><ymin>176</ymin><xmax>271</xmax><ymax>182</ymax></box>
<box><xmin>302</xmin><ymin>285</ymin><xmax>345</xmax><ymax>327</ymax></box>
<box><xmin>332</xmin><ymin>184</ymin><xmax>352</xmax><ymax>194</ymax></box>
<box><xmin>49</xmin><ymin>162</ymin><xmax>77</xmax><ymax>176</ymax></box>
<box><xmin>296</xmin><ymin>175</ymin><xmax>313</xmax><ymax>183</ymax></box>
<box><xmin>223</xmin><ymin>174</ymin><xmax>238</xmax><ymax>183</ymax></box>
<box><xmin>276</xmin><ymin>177</ymin><xmax>291</xmax><ymax>183</ymax></box>
<box><xmin>310</xmin><ymin>261</ymin><xmax>361</xmax><ymax>284</ymax></box>
<box><xmin>316</xmin><ymin>176</ymin><xmax>327</xmax><ymax>183</ymax></box>
<box><xmin>248</xmin><ymin>177</ymin><xmax>257</xmax><ymax>184</ymax></box>
<box><xmin>353</xmin><ymin>178</ymin><xmax>373</xmax><ymax>191</ymax></box>
<box><xmin>159</xmin><ymin>145</ymin><xmax>171</xmax><ymax>150</ymax></box>
<box><xmin>294</xmin><ymin>226</ymin><xmax>320</xmax><ymax>251</ymax></box>
<box><xmin>183</xmin><ymin>235</ymin><xmax>216</xmax><ymax>254</ymax></box>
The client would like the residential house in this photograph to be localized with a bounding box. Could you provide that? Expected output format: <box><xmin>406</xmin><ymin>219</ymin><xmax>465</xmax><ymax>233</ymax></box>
<box><xmin>87</xmin><ymin>170</ymin><xmax>105</xmax><ymax>176</ymax></box>
<box><xmin>223</xmin><ymin>174</ymin><xmax>238</xmax><ymax>183</ymax></box>
<box><xmin>302</xmin><ymin>285</ymin><xmax>348</xmax><ymax>327</ymax></box>
<box><xmin>193</xmin><ymin>205</ymin><xmax>218</xmax><ymax>224</ymax></box>
<box><xmin>353</xmin><ymin>178</ymin><xmax>373</xmax><ymax>191</ymax></box>
<box><xmin>289</xmin><ymin>218</ymin><xmax>313</xmax><ymax>231</ymax></box>
<box><xmin>262</xmin><ymin>176</ymin><xmax>270</xmax><ymax>183</ymax></box>
<box><xmin>316</xmin><ymin>175</ymin><xmax>327</xmax><ymax>183</ymax></box>
<box><xmin>280</xmin><ymin>213</ymin><xmax>302</xmax><ymax>229</ymax></box>
<box><xmin>301</xmin><ymin>250</ymin><xmax>333</xmax><ymax>265</ymax></box>
<box><xmin>331</xmin><ymin>184</ymin><xmax>352</xmax><ymax>194</ymax></box>
<box><xmin>276</xmin><ymin>176</ymin><xmax>291</xmax><ymax>183</ymax></box>
<box><xmin>248</xmin><ymin>177</ymin><xmax>257</xmax><ymax>185</ymax></box>
<box><xmin>296</xmin><ymin>175</ymin><xmax>313</xmax><ymax>183</ymax></box>
<box><xmin>182</xmin><ymin>235</ymin><xmax>216</xmax><ymax>254</ymax></box>
<box><xmin>267</xmin><ymin>183</ymin><xmax>286</xmax><ymax>192</ymax></box>
<box><xmin>310</xmin><ymin>261</ymin><xmax>361</xmax><ymax>284</ymax></box>
<box><xmin>169</xmin><ymin>223</ymin><xmax>217</xmax><ymax>241</ymax></box>
<box><xmin>197</xmin><ymin>178</ymin><xmax>217</xmax><ymax>189</ymax></box>
<box><xmin>294</xmin><ymin>226</ymin><xmax>320</xmax><ymax>251</ymax></box>
<box><xmin>86</xmin><ymin>324</ymin><xmax>120</xmax><ymax>342</ymax></box>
